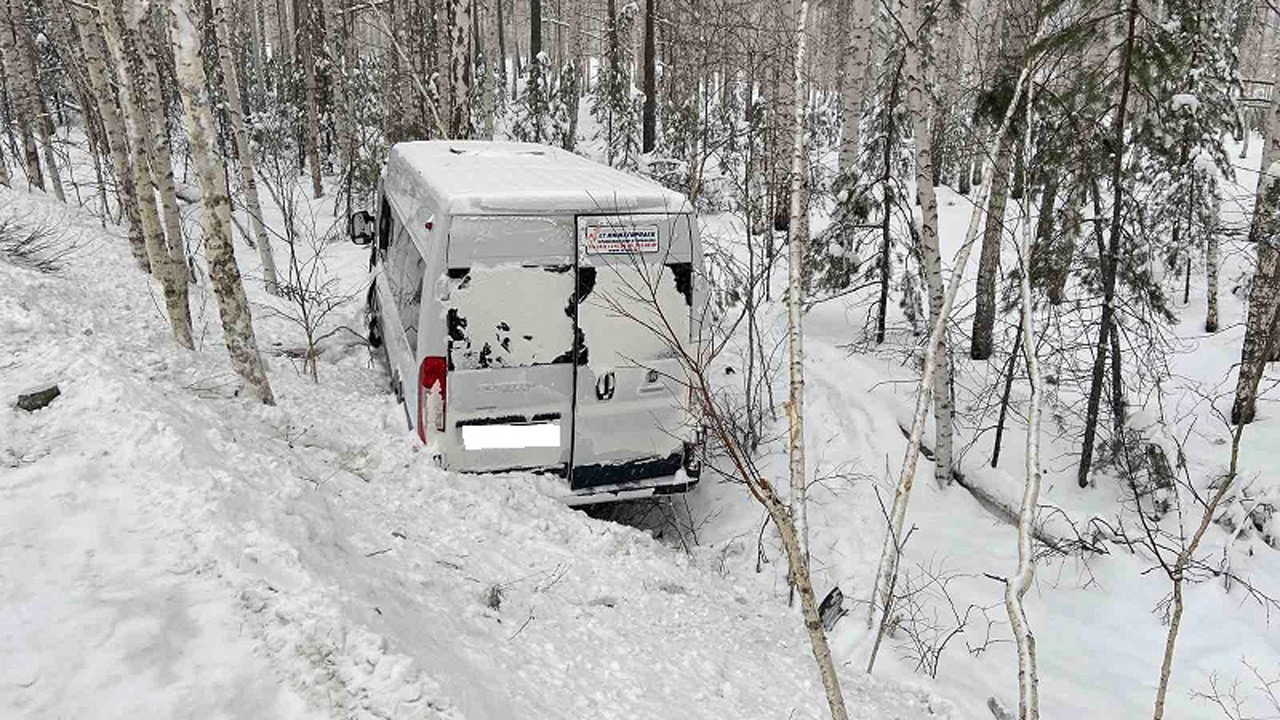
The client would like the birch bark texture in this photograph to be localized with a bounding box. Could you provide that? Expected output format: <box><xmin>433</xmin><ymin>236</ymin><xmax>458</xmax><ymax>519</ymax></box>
<box><xmin>1233</xmin><ymin>42</ymin><xmax>1280</xmax><ymax>424</ymax></box>
<box><xmin>868</xmin><ymin>56</ymin><xmax>1034</xmax><ymax>641</ymax></box>
<box><xmin>449</xmin><ymin>0</ymin><xmax>474</xmax><ymax>138</ymax></box>
<box><xmin>786</xmin><ymin>0</ymin><xmax>811</xmax><ymax>575</ymax></box>
<box><xmin>211</xmin><ymin>0</ymin><xmax>279</xmax><ymax>295</ymax></box>
<box><xmin>69</xmin><ymin>4</ymin><xmax>151</xmax><ymax>270</ymax></box>
<box><xmin>130</xmin><ymin>6</ymin><xmax>191</xmax><ymax>290</ymax></box>
<box><xmin>902</xmin><ymin>0</ymin><xmax>955</xmax><ymax>488</ymax></box>
<box><xmin>1004</xmin><ymin>70</ymin><xmax>1041</xmax><ymax>720</ymax></box>
<box><xmin>300</xmin><ymin>0</ymin><xmax>323</xmax><ymax>198</ymax></box>
<box><xmin>101</xmin><ymin>0</ymin><xmax>194</xmax><ymax>349</ymax></box>
<box><xmin>7</xmin><ymin>0</ymin><xmax>65</xmax><ymax>201</ymax></box>
<box><xmin>170</xmin><ymin>0</ymin><xmax>276</xmax><ymax>405</ymax></box>
<box><xmin>836</xmin><ymin>0</ymin><xmax>871</xmax><ymax>177</ymax></box>
<box><xmin>0</xmin><ymin>0</ymin><xmax>45</xmax><ymax>191</ymax></box>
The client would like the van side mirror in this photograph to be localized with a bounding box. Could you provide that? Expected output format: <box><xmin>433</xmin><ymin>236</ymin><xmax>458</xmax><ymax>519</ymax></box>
<box><xmin>349</xmin><ymin>210</ymin><xmax>375</xmax><ymax>246</ymax></box>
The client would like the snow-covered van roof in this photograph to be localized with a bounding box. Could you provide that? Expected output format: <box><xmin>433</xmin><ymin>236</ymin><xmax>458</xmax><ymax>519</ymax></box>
<box><xmin>383</xmin><ymin>141</ymin><xmax>692</xmax><ymax>215</ymax></box>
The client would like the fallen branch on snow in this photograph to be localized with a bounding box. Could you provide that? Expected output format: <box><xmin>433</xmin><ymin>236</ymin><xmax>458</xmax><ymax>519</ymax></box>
<box><xmin>896</xmin><ymin>422</ymin><xmax>1107</xmax><ymax>557</ymax></box>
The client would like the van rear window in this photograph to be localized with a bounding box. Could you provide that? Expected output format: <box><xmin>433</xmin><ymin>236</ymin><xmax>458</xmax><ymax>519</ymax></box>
<box><xmin>447</xmin><ymin>265</ymin><xmax>575</xmax><ymax>370</ymax></box>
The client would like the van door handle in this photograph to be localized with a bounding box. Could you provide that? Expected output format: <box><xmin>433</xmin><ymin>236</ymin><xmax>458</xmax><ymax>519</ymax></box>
<box><xmin>595</xmin><ymin>371</ymin><xmax>616</xmax><ymax>401</ymax></box>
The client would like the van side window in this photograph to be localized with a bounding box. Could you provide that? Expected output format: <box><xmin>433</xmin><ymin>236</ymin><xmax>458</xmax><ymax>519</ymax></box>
<box><xmin>377</xmin><ymin>196</ymin><xmax>393</xmax><ymax>256</ymax></box>
<box><xmin>388</xmin><ymin>220</ymin><xmax>427</xmax><ymax>352</ymax></box>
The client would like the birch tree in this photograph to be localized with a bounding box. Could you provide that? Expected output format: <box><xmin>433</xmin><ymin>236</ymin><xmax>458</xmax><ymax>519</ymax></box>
<box><xmin>449</xmin><ymin>0</ymin><xmax>474</xmax><ymax>138</ymax></box>
<box><xmin>868</xmin><ymin>55</ymin><xmax>1035</xmax><ymax>655</ymax></box>
<box><xmin>1004</xmin><ymin>69</ymin><xmax>1041</xmax><ymax>720</ymax></box>
<box><xmin>0</xmin><ymin>0</ymin><xmax>45</xmax><ymax>191</ymax></box>
<box><xmin>68</xmin><ymin>2</ymin><xmax>151</xmax><ymax>270</ymax></box>
<box><xmin>211</xmin><ymin>0</ymin><xmax>278</xmax><ymax>295</ymax></box>
<box><xmin>836</xmin><ymin>0</ymin><xmax>871</xmax><ymax>176</ymax></box>
<box><xmin>1233</xmin><ymin>38</ymin><xmax>1280</xmax><ymax>425</ymax></box>
<box><xmin>6</xmin><ymin>0</ymin><xmax>65</xmax><ymax>201</ymax></box>
<box><xmin>641</xmin><ymin>0</ymin><xmax>656</xmax><ymax>153</ymax></box>
<box><xmin>45</xmin><ymin>9</ymin><xmax>108</xmax><ymax>216</ymax></box>
<box><xmin>905</xmin><ymin>0</ymin><xmax>955</xmax><ymax>487</ymax></box>
<box><xmin>100</xmin><ymin>0</ymin><xmax>194</xmax><ymax>349</ymax></box>
<box><xmin>321</xmin><ymin>0</ymin><xmax>352</xmax><ymax>205</ymax></box>
<box><xmin>170</xmin><ymin>0</ymin><xmax>275</xmax><ymax>405</ymax></box>
<box><xmin>130</xmin><ymin>4</ymin><xmax>192</xmax><ymax>297</ymax></box>
<box><xmin>786</xmin><ymin>0</ymin><xmax>811</xmax><ymax>580</ymax></box>
<box><xmin>300</xmin><ymin>0</ymin><xmax>323</xmax><ymax>198</ymax></box>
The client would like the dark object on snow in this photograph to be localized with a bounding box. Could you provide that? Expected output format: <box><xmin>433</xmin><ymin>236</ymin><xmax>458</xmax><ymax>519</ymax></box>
<box><xmin>819</xmin><ymin>586</ymin><xmax>847</xmax><ymax>631</ymax></box>
<box><xmin>484</xmin><ymin>584</ymin><xmax>504</xmax><ymax>611</ymax></box>
<box><xmin>16</xmin><ymin>384</ymin><xmax>60</xmax><ymax>411</ymax></box>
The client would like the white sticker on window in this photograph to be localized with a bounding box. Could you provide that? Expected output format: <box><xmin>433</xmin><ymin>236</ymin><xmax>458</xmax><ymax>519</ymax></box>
<box><xmin>584</xmin><ymin>225</ymin><xmax>660</xmax><ymax>254</ymax></box>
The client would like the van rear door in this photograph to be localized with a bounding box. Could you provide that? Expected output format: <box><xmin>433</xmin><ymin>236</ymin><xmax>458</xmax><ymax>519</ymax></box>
<box><xmin>570</xmin><ymin>214</ymin><xmax>696</xmax><ymax>489</ymax></box>
<box><xmin>444</xmin><ymin>216</ymin><xmax>577</xmax><ymax>474</ymax></box>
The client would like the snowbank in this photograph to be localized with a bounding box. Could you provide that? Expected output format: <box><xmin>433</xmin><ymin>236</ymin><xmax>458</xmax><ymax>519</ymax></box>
<box><xmin>0</xmin><ymin>186</ymin><xmax>948</xmax><ymax>719</ymax></box>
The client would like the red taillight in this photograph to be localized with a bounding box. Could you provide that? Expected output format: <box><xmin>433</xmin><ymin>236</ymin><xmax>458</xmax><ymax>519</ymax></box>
<box><xmin>417</xmin><ymin>356</ymin><xmax>447</xmax><ymax>442</ymax></box>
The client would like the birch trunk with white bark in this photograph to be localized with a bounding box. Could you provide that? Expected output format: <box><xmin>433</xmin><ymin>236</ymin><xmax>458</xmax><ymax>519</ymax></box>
<box><xmin>1234</xmin><ymin>42</ymin><xmax>1280</xmax><ymax>424</ymax></box>
<box><xmin>1004</xmin><ymin>72</ymin><xmax>1040</xmax><ymax>720</ymax></box>
<box><xmin>836</xmin><ymin>0</ymin><xmax>871</xmax><ymax>176</ymax></box>
<box><xmin>770</xmin><ymin>496</ymin><xmax>848</xmax><ymax>720</ymax></box>
<box><xmin>46</xmin><ymin>11</ymin><xmax>100</xmax><ymax>210</ymax></box>
<box><xmin>300</xmin><ymin>0</ymin><xmax>323</xmax><ymax>198</ymax></box>
<box><xmin>321</xmin><ymin>0</ymin><xmax>352</xmax><ymax>205</ymax></box>
<box><xmin>786</xmin><ymin>0</ymin><xmax>811</xmax><ymax>577</ymax></box>
<box><xmin>449</xmin><ymin>0</ymin><xmax>473</xmax><ymax>138</ymax></box>
<box><xmin>129</xmin><ymin>5</ymin><xmax>191</xmax><ymax>292</ymax></box>
<box><xmin>170</xmin><ymin>0</ymin><xmax>275</xmax><ymax>405</ymax></box>
<box><xmin>0</xmin><ymin>0</ymin><xmax>45</xmax><ymax>191</ymax></box>
<box><xmin>101</xmin><ymin>0</ymin><xmax>193</xmax><ymax>349</ymax></box>
<box><xmin>212</xmin><ymin>0</ymin><xmax>278</xmax><ymax>294</ymax></box>
<box><xmin>903</xmin><ymin>0</ymin><xmax>954</xmax><ymax>488</ymax></box>
<box><xmin>868</xmin><ymin>55</ymin><xmax>1034</xmax><ymax>641</ymax></box>
<box><xmin>692</xmin><ymin>359</ymin><xmax>847</xmax><ymax>720</ymax></box>
<box><xmin>1205</xmin><ymin>225</ymin><xmax>1219</xmax><ymax>333</ymax></box>
<box><xmin>70</xmin><ymin>5</ymin><xmax>151</xmax><ymax>271</ymax></box>
<box><xmin>8</xmin><ymin>0</ymin><xmax>65</xmax><ymax>201</ymax></box>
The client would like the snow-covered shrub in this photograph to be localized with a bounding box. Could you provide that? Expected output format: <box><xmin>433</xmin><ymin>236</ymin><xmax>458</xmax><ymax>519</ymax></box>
<box><xmin>0</xmin><ymin>214</ymin><xmax>73</xmax><ymax>274</ymax></box>
<box><xmin>590</xmin><ymin>2</ymin><xmax>641</xmax><ymax>170</ymax></box>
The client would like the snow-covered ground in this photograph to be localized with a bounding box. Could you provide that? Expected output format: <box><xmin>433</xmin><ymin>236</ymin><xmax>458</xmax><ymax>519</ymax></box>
<box><xmin>684</xmin><ymin>136</ymin><xmax>1280</xmax><ymax>718</ymax></box>
<box><xmin>0</xmin><ymin>182</ymin><xmax>947</xmax><ymax>718</ymax></box>
<box><xmin>3</xmin><ymin>127</ymin><xmax>1279</xmax><ymax>719</ymax></box>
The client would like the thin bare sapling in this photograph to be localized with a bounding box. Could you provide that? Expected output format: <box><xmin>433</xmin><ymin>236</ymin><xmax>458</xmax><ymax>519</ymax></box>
<box><xmin>257</xmin><ymin>160</ymin><xmax>359</xmax><ymax>381</ymax></box>
<box><xmin>867</xmin><ymin>56</ymin><xmax>1036</xmax><ymax>649</ymax></box>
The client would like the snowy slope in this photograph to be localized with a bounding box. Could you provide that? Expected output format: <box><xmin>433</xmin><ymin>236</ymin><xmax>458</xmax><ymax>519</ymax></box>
<box><xmin>0</xmin><ymin>186</ymin><xmax>950</xmax><ymax>719</ymax></box>
<box><xmin>685</xmin><ymin>138</ymin><xmax>1280</xmax><ymax>718</ymax></box>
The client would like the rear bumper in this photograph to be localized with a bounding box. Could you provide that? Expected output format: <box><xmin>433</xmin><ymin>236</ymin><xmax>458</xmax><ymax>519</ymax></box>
<box><xmin>452</xmin><ymin>441</ymin><xmax>702</xmax><ymax>506</ymax></box>
<box><xmin>560</xmin><ymin>469</ymin><xmax>699</xmax><ymax>506</ymax></box>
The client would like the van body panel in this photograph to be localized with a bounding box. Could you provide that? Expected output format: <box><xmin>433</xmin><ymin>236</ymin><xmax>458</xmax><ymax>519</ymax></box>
<box><xmin>441</xmin><ymin>216</ymin><xmax>578</xmax><ymax>472</ymax></box>
<box><xmin>370</xmin><ymin>141</ymin><xmax>702</xmax><ymax>501</ymax></box>
<box><xmin>570</xmin><ymin>214</ymin><xmax>694</xmax><ymax>490</ymax></box>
